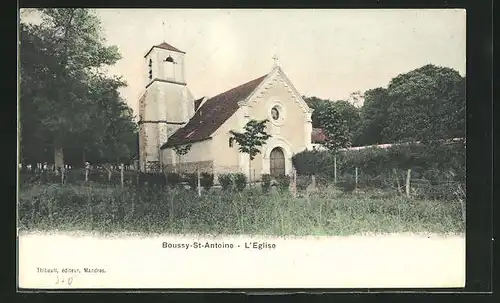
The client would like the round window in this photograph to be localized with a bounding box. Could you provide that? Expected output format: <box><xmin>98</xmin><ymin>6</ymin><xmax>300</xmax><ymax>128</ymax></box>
<box><xmin>271</xmin><ymin>107</ymin><xmax>280</xmax><ymax>120</ymax></box>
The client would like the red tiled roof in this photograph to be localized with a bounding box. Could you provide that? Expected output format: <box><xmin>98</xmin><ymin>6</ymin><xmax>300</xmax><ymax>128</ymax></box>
<box><xmin>161</xmin><ymin>74</ymin><xmax>268</xmax><ymax>148</ymax></box>
<box><xmin>144</xmin><ymin>42</ymin><xmax>185</xmax><ymax>58</ymax></box>
<box><xmin>311</xmin><ymin>128</ymin><xmax>328</xmax><ymax>143</ymax></box>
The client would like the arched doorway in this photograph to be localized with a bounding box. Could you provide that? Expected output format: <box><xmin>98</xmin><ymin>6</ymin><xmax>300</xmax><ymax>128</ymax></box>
<box><xmin>270</xmin><ymin>147</ymin><xmax>286</xmax><ymax>177</ymax></box>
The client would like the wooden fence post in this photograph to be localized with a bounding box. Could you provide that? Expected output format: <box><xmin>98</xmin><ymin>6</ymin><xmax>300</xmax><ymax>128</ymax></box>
<box><xmin>120</xmin><ymin>163</ymin><xmax>124</xmax><ymax>188</ymax></box>
<box><xmin>290</xmin><ymin>168</ymin><xmax>297</xmax><ymax>197</ymax></box>
<box><xmin>393</xmin><ymin>168</ymin><xmax>402</xmax><ymax>195</ymax></box>
<box><xmin>197</xmin><ymin>169</ymin><xmax>201</xmax><ymax>197</ymax></box>
<box><xmin>355</xmin><ymin>167</ymin><xmax>358</xmax><ymax>189</ymax></box>
<box><xmin>334</xmin><ymin>154</ymin><xmax>337</xmax><ymax>184</ymax></box>
<box><xmin>405</xmin><ymin>168</ymin><xmax>412</xmax><ymax>198</ymax></box>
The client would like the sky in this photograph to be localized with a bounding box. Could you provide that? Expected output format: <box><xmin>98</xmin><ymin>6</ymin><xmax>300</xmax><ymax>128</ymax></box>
<box><xmin>22</xmin><ymin>9</ymin><xmax>467</xmax><ymax>117</ymax></box>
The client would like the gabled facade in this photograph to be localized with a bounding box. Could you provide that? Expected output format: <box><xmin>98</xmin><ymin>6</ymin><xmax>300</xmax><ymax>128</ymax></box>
<box><xmin>160</xmin><ymin>65</ymin><xmax>314</xmax><ymax>181</ymax></box>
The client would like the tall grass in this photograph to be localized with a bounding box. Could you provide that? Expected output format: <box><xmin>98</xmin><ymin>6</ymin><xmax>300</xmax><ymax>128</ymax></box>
<box><xmin>18</xmin><ymin>183</ymin><xmax>465</xmax><ymax>236</ymax></box>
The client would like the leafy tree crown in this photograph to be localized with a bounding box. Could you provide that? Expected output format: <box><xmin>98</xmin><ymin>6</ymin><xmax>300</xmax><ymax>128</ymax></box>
<box><xmin>229</xmin><ymin>119</ymin><xmax>272</xmax><ymax>160</ymax></box>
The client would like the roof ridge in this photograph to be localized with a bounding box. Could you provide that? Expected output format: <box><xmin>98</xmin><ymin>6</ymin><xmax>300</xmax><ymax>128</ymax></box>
<box><xmin>207</xmin><ymin>73</ymin><xmax>269</xmax><ymax>101</ymax></box>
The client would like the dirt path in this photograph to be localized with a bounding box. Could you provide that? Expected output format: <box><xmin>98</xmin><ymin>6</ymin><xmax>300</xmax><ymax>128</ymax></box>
<box><xmin>18</xmin><ymin>231</ymin><xmax>465</xmax><ymax>289</ymax></box>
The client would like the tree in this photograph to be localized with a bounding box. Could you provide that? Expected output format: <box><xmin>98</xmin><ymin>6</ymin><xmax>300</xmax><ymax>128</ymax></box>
<box><xmin>173</xmin><ymin>144</ymin><xmax>192</xmax><ymax>172</ymax></box>
<box><xmin>383</xmin><ymin>64</ymin><xmax>465</xmax><ymax>143</ymax></box>
<box><xmin>19</xmin><ymin>8</ymin><xmax>123</xmax><ymax>170</ymax></box>
<box><xmin>229</xmin><ymin>119</ymin><xmax>272</xmax><ymax>184</ymax></box>
<box><xmin>316</xmin><ymin>103</ymin><xmax>351</xmax><ymax>152</ymax></box>
<box><xmin>75</xmin><ymin>74</ymin><xmax>137</xmax><ymax>164</ymax></box>
<box><xmin>331</xmin><ymin>100</ymin><xmax>361</xmax><ymax>145</ymax></box>
<box><xmin>303</xmin><ymin>96</ymin><xmax>332</xmax><ymax>128</ymax></box>
<box><xmin>353</xmin><ymin>87</ymin><xmax>390</xmax><ymax>146</ymax></box>
<box><xmin>347</xmin><ymin>90</ymin><xmax>364</xmax><ymax>108</ymax></box>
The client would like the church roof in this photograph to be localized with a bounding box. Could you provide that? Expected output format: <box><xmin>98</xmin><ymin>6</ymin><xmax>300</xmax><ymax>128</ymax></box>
<box><xmin>161</xmin><ymin>74</ymin><xmax>268</xmax><ymax>148</ymax></box>
<box><xmin>194</xmin><ymin>97</ymin><xmax>205</xmax><ymax>111</ymax></box>
<box><xmin>144</xmin><ymin>42</ymin><xmax>186</xmax><ymax>58</ymax></box>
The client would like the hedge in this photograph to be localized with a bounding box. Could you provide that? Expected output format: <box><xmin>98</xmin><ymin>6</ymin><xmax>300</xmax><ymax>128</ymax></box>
<box><xmin>292</xmin><ymin>142</ymin><xmax>465</xmax><ymax>198</ymax></box>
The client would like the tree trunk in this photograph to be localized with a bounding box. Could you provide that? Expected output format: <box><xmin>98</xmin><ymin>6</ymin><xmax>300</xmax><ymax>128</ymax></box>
<box><xmin>334</xmin><ymin>154</ymin><xmax>337</xmax><ymax>184</ymax></box>
<box><xmin>53</xmin><ymin>135</ymin><xmax>64</xmax><ymax>171</ymax></box>
<box><xmin>405</xmin><ymin>169</ymin><xmax>412</xmax><ymax>198</ymax></box>
<box><xmin>248</xmin><ymin>156</ymin><xmax>252</xmax><ymax>187</ymax></box>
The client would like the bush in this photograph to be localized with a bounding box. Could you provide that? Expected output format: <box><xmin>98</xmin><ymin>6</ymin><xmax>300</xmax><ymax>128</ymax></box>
<box><xmin>291</xmin><ymin>149</ymin><xmax>325</xmax><ymax>176</ymax></box>
<box><xmin>276</xmin><ymin>175</ymin><xmax>291</xmax><ymax>192</ymax></box>
<box><xmin>296</xmin><ymin>175</ymin><xmax>310</xmax><ymax>191</ymax></box>
<box><xmin>166</xmin><ymin>172</ymin><xmax>181</xmax><ymax>187</ymax></box>
<box><xmin>184</xmin><ymin>173</ymin><xmax>198</xmax><ymax>190</ymax></box>
<box><xmin>261</xmin><ymin>174</ymin><xmax>271</xmax><ymax>193</ymax></box>
<box><xmin>233</xmin><ymin>173</ymin><xmax>247</xmax><ymax>192</ymax></box>
<box><xmin>218</xmin><ymin>173</ymin><xmax>233</xmax><ymax>191</ymax></box>
<box><xmin>200</xmin><ymin>173</ymin><xmax>214</xmax><ymax>191</ymax></box>
<box><xmin>337</xmin><ymin>174</ymin><xmax>356</xmax><ymax>192</ymax></box>
<box><xmin>138</xmin><ymin>172</ymin><xmax>166</xmax><ymax>188</ymax></box>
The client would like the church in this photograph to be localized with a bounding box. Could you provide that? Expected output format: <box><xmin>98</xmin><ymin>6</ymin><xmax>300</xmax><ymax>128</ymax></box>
<box><xmin>138</xmin><ymin>41</ymin><xmax>318</xmax><ymax>181</ymax></box>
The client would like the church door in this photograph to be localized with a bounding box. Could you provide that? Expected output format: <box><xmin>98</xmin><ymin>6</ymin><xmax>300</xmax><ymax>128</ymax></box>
<box><xmin>270</xmin><ymin>147</ymin><xmax>286</xmax><ymax>177</ymax></box>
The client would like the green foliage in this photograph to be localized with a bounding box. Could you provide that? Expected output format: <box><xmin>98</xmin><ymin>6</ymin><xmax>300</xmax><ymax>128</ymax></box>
<box><xmin>292</xmin><ymin>142</ymin><xmax>465</xmax><ymax>199</ymax></box>
<box><xmin>19</xmin><ymin>8</ymin><xmax>137</xmax><ymax>167</ymax></box>
<box><xmin>383</xmin><ymin>64</ymin><xmax>465</xmax><ymax>143</ymax></box>
<box><xmin>166</xmin><ymin>172</ymin><xmax>181</xmax><ymax>187</ymax></box>
<box><xmin>18</xmin><ymin>184</ymin><xmax>465</xmax><ymax>236</ymax></box>
<box><xmin>291</xmin><ymin>149</ymin><xmax>327</xmax><ymax>176</ymax></box>
<box><xmin>315</xmin><ymin>102</ymin><xmax>352</xmax><ymax>152</ymax></box>
<box><xmin>303</xmin><ymin>96</ymin><xmax>332</xmax><ymax>128</ymax></box>
<box><xmin>331</xmin><ymin>100</ymin><xmax>361</xmax><ymax>140</ymax></box>
<box><xmin>296</xmin><ymin>175</ymin><xmax>311</xmax><ymax>191</ymax></box>
<box><xmin>229</xmin><ymin>119</ymin><xmax>272</xmax><ymax>161</ymax></box>
<box><xmin>137</xmin><ymin>172</ymin><xmax>166</xmax><ymax>188</ymax></box>
<box><xmin>200</xmin><ymin>173</ymin><xmax>214</xmax><ymax>191</ymax></box>
<box><xmin>218</xmin><ymin>173</ymin><xmax>233</xmax><ymax>191</ymax></box>
<box><xmin>304</xmin><ymin>97</ymin><xmax>361</xmax><ymax>144</ymax></box>
<box><xmin>173</xmin><ymin>144</ymin><xmax>192</xmax><ymax>157</ymax></box>
<box><xmin>184</xmin><ymin>173</ymin><xmax>198</xmax><ymax>191</ymax></box>
<box><xmin>261</xmin><ymin>174</ymin><xmax>272</xmax><ymax>193</ymax></box>
<box><xmin>276</xmin><ymin>175</ymin><xmax>291</xmax><ymax>192</ymax></box>
<box><xmin>353</xmin><ymin>87</ymin><xmax>390</xmax><ymax>146</ymax></box>
<box><xmin>233</xmin><ymin>173</ymin><xmax>247</xmax><ymax>192</ymax></box>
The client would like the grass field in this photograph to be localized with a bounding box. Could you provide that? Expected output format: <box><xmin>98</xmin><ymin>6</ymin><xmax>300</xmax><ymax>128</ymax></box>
<box><xmin>17</xmin><ymin>183</ymin><xmax>465</xmax><ymax>236</ymax></box>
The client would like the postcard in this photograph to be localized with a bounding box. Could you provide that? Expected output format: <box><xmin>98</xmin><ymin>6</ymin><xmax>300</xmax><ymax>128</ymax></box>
<box><xmin>18</xmin><ymin>8</ymin><xmax>466</xmax><ymax>290</ymax></box>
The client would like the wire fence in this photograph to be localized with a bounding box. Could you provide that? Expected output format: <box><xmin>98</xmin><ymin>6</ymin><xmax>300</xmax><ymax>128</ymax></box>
<box><xmin>18</xmin><ymin>164</ymin><xmax>465</xmax><ymax>202</ymax></box>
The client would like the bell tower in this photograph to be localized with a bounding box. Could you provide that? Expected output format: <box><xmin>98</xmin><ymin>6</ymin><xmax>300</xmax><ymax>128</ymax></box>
<box><xmin>138</xmin><ymin>42</ymin><xmax>195</xmax><ymax>172</ymax></box>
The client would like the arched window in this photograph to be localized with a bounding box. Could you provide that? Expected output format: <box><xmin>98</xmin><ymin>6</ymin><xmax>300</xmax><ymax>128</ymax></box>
<box><xmin>165</xmin><ymin>55</ymin><xmax>174</xmax><ymax>63</ymax></box>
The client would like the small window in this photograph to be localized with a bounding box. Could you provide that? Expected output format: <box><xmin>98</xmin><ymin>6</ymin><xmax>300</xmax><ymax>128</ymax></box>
<box><xmin>148</xmin><ymin>59</ymin><xmax>153</xmax><ymax>80</ymax></box>
<box><xmin>271</xmin><ymin>107</ymin><xmax>280</xmax><ymax>120</ymax></box>
<box><xmin>165</xmin><ymin>55</ymin><xmax>174</xmax><ymax>63</ymax></box>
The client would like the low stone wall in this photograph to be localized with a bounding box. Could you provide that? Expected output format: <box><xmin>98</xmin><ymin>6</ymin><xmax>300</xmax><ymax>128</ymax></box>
<box><xmin>165</xmin><ymin>161</ymin><xmax>214</xmax><ymax>174</ymax></box>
